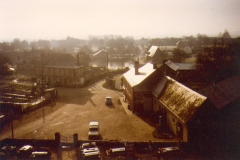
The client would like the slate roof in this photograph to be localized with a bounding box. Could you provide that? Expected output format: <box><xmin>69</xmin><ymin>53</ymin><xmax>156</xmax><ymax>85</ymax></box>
<box><xmin>165</xmin><ymin>60</ymin><xmax>196</xmax><ymax>71</ymax></box>
<box><xmin>123</xmin><ymin>63</ymin><xmax>156</xmax><ymax>89</ymax></box>
<box><xmin>159</xmin><ymin>77</ymin><xmax>207</xmax><ymax>124</ymax></box>
<box><xmin>147</xmin><ymin>46</ymin><xmax>159</xmax><ymax>57</ymax></box>
<box><xmin>198</xmin><ymin>74</ymin><xmax>240</xmax><ymax>109</ymax></box>
<box><xmin>159</xmin><ymin>46</ymin><xmax>177</xmax><ymax>51</ymax></box>
<box><xmin>152</xmin><ymin>76</ymin><xmax>168</xmax><ymax>97</ymax></box>
<box><xmin>42</xmin><ymin>53</ymin><xmax>79</xmax><ymax>68</ymax></box>
<box><xmin>92</xmin><ymin>49</ymin><xmax>107</xmax><ymax>57</ymax></box>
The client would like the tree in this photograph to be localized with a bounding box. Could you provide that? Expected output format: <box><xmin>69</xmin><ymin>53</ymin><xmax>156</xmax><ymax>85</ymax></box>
<box><xmin>0</xmin><ymin>54</ymin><xmax>11</xmax><ymax>76</ymax></box>
<box><xmin>11</xmin><ymin>38</ymin><xmax>22</xmax><ymax>51</ymax></box>
<box><xmin>222</xmin><ymin>29</ymin><xmax>231</xmax><ymax>39</ymax></box>
<box><xmin>172</xmin><ymin>48</ymin><xmax>189</xmax><ymax>62</ymax></box>
<box><xmin>21</xmin><ymin>40</ymin><xmax>29</xmax><ymax>50</ymax></box>
<box><xmin>37</xmin><ymin>40</ymin><xmax>50</xmax><ymax>49</ymax></box>
<box><xmin>196</xmin><ymin>41</ymin><xmax>240</xmax><ymax>82</ymax></box>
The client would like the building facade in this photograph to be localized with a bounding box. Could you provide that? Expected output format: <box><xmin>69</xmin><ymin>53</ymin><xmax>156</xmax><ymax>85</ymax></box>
<box><xmin>35</xmin><ymin>53</ymin><xmax>88</xmax><ymax>87</ymax></box>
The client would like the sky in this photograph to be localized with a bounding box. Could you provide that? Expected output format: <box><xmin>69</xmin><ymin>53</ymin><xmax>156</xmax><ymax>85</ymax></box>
<box><xmin>1</xmin><ymin>0</ymin><xmax>240</xmax><ymax>41</ymax></box>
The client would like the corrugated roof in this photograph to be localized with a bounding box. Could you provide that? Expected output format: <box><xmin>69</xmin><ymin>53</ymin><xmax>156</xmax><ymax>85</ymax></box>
<box><xmin>160</xmin><ymin>77</ymin><xmax>207</xmax><ymax>123</ymax></box>
<box><xmin>199</xmin><ymin>74</ymin><xmax>240</xmax><ymax>109</ymax></box>
<box><xmin>123</xmin><ymin>63</ymin><xmax>156</xmax><ymax>87</ymax></box>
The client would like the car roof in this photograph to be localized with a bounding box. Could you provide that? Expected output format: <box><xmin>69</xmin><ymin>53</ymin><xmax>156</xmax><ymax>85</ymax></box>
<box><xmin>89</xmin><ymin>121</ymin><xmax>99</xmax><ymax>125</ymax></box>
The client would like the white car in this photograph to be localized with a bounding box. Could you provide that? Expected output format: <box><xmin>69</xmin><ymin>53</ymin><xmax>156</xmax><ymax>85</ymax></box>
<box><xmin>88</xmin><ymin>121</ymin><xmax>100</xmax><ymax>140</ymax></box>
<box><xmin>81</xmin><ymin>142</ymin><xmax>97</xmax><ymax>150</ymax></box>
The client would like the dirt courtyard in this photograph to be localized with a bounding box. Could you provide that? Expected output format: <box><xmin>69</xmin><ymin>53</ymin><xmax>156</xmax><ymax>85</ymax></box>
<box><xmin>0</xmin><ymin>79</ymin><xmax>178</xmax><ymax>143</ymax></box>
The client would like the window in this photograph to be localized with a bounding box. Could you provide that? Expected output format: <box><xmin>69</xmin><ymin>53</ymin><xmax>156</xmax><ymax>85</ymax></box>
<box><xmin>59</xmin><ymin>69</ymin><xmax>63</xmax><ymax>75</ymax></box>
<box><xmin>68</xmin><ymin>69</ymin><xmax>72</xmax><ymax>77</ymax></box>
<box><xmin>64</xmin><ymin>69</ymin><xmax>68</xmax><ymax>76</ymax></box>
<box><xmin>48</xmin><ymin>68</ymin><xmax>52</xmax><ymax>75</ymax></box>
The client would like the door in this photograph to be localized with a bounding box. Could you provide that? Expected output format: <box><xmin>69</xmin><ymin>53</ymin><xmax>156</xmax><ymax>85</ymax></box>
<box><xmin>177</xmin><ymin>122</ymin><xmax>183</xmax><ymax>140</ymax></box>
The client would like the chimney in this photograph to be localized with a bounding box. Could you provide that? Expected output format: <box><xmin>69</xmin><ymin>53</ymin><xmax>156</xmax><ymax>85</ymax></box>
<box><xmin>162</xmin><ymin>59</ymin><xmax>169</xmax><ymax>75</ymax></box>
<box><xmin>153</xmin><ymin>63</ymin><xmax>157</xmax><ymax>69</ymax></box>
<box><xmin>77</xmin><ymin>54</ymin><xmax>80</xmax><ymax>66</ymax></box>
<box><xmin>134</xmin><ymin>61</ymin><xmax>139</xmax><ymax>75</ymax></box>
<box><xmin>152</xmin><ymin>60</ymin><xmax>157</xmax><ymax>69</ymax></box>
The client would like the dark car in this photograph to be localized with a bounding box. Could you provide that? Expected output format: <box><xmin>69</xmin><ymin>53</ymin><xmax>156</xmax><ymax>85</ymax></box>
<box><xmin>105</xmin><ymin>97</ymin><xmax>112</xmax><ymax>105</ymax></box>
<box><xmin>0</xmin><ymin>145</ymin><xmax>16</xmax><ymax>158</ymax></box>
<box><xmin>17</xmin><ymin>145</ymin><xmax>33</xmax><ymax>159</ymax></box>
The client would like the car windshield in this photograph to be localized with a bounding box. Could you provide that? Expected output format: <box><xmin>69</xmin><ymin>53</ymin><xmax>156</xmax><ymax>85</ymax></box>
<box><xmin>90</xmin><ymin>128</ymin><xmax>98</xmax><ymax>131</ymax></box>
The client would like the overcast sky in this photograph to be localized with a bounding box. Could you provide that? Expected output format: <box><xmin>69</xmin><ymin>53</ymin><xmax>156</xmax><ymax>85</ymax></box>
<box><xmin>1</xmin><ymin>0</ymin><xmax>240</xmax><ymax>41</ymax></box>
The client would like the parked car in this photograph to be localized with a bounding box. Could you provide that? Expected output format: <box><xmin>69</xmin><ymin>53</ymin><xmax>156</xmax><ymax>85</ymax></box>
<box><xmin>105</xmin><ymin>97</ymin><xmax>112</xmax><ymax>105</ymax></box>
<box><xmin>88</xmin><ymin>121</ymin><xmax>100</xmax><ymax>140</ymax></box>
<box><xmin>0</xmin><ymin>113</ymin><xmax>10</xmax><ymax>130</ymax></box>
<box><xmin>106</xmin><ymin>147</ymin><xmax>126</xmax><ymax>156</ymax></box>
<box><xmin>81</xmin><ymin>143</ymin><xmax>99</xmax><ymax>155</ymax></box>
<box><xmin>30</xmin><ymin>148</ymin><xmax>51</xmax><ymax>160</ymax></box>
<box><xmin>80</xmin><ymin>142</ymin><xmax>101</xmax><ymax>159</ymax></box>
<box><xmin>157</xmin><ymin>146</ymin><xmax>180</xmax><ymax>154</ymax></box>
<box><xmin>82</xmin><ymin>150</ymin><xmax>101</xmax><ymax>159</ymax></box>
<box><xmin>0</xmin><ymin>151</ymin><xmax>6</xmax><ymax>160</ymax></box>
<box><xmin>80</xmin><ymin>142</ymin><xmax>97</xmax><ymax>150</ymax></box>
<box><xmin>0</xmin><ymin>145</ymin><xmax>16</xmax><ymax>158</ymax></box>
<box><xmin>17</xmin><ymin>145</ymin><xmax>33</xmax><ymax>159</ymax></box>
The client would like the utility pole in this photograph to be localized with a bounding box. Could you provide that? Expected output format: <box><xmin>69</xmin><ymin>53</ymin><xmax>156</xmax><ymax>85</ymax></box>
<box><xmin>10</xmin><ymin>103</ymin><xmax>14</xmax><ymax>139</ymax></box>
<box><xmin>122</xmin><ymin>52</ymin><xmax>123</xmax><ymax>69</ymax></box>
<box><xmin>41</xmin><ymin>52</ymin><xmax>45</xmax><ymax>123</ymax></box>
<box><xmin>106</xmin><ymin>50</ymin><xmax>108</xmax><ymax>76</ymax></box>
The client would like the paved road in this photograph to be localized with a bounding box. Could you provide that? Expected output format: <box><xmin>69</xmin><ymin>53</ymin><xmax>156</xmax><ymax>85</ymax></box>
<box><xmin>0</xmin><ymin>79</ymin><xmax>177</xmax><ymax>143</ymax></box>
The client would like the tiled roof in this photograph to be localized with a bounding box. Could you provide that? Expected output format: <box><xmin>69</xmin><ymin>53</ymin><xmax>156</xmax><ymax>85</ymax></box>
<box><xmin>198</xmin><ymin>74</ymin><xmax>240</xmax><ymax>109</ymax></box>
<box><xmin>123</xmin><ymin>63</ymin><xmax>156</xmax><ymax>88</ymax></box>
<box><xmin>160</xmin><ymin>77</ymin><xmax>207</xmax><ymax>123</ymax></box>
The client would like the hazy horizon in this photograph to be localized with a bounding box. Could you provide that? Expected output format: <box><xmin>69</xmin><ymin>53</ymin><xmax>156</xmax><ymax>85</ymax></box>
<box><xmin>1</xmin><ymin>0</ymin><xmax>240</xmax><ymax>42</ymax></box>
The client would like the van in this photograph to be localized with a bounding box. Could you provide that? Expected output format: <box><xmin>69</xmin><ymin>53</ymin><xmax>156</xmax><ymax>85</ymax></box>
<box><xmin>106</xmin><ymin>147</ymin><xmax>126</xmax><ymax>156</ymax></box>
